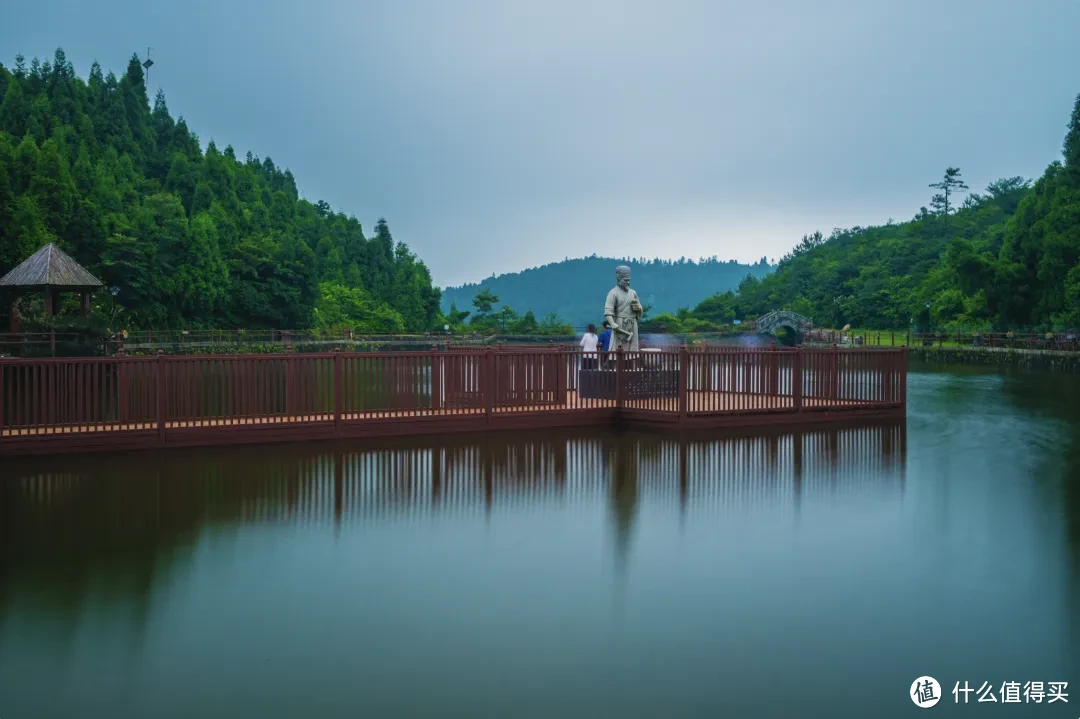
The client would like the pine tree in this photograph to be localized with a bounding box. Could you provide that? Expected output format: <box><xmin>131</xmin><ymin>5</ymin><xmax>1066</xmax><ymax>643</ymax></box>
<box><xmin>29</xmin><ymin>138</ymin><xmax>76</xmax><ymax>241</ymax></box>
<box><xmin>0</xmin><ymin>132</ymin><xmax>17</xmax><ymax>267</ymax></box>
<box><xmin>929</xmin><ymin>167</ymin><xmax>969</xmax><ymax>216</ymax></box>
<box><xmin>1065</xmin><ymin>93</ymin><xmax>1080</xmax><ymax>184</ymax></box>
<box><xmin>179</xmin><ymin>212</ymin><xmax>229</xmax><ymax>319</ymax></box>
<box><xmin>121</xmin><ymin>53</ymin><xmax>150</xmax><ymax>152</ymax></box>
<box><xmin>13</xmin><ymin>135</ymin><xmax>39</xmax><ymax>194</ymax></box>
<box><xmin>0</xmin><ymin>74</ymin><xmax>27</xmax><ymax>136</ymax></box>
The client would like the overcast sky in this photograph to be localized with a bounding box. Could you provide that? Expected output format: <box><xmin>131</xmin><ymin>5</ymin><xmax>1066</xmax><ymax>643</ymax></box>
<box><xmin>5</xmin><ymin>0</ymin><xmax>1078</xmax><ymax>287</ymax></box>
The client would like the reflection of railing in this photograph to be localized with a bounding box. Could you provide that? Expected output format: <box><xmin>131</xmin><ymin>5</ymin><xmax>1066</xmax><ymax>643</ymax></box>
<box><xmin>0</xmin><ymin>423</ymin><xmax>906</xmax><ymax>623</ymax></box>
<box><xmin>0</xmin><ymin>346</ymin><xmax>906</xmax><ymax>456</ymax></box>
<box><xmin>3</xmin><ymin>422</ymin><xmax>906</xmax><ymax>524</ymax></box>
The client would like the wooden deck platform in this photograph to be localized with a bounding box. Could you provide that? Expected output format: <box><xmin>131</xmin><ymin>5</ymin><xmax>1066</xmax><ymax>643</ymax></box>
<box><xmin>0</xmin><ymin>390</ymin><xmax>901</xmax><ymax>457</ymax></box>
<box><xmin>0</xmin><ymin>347</ymin><xmax>907</xmax><ymax>457</ymax></box>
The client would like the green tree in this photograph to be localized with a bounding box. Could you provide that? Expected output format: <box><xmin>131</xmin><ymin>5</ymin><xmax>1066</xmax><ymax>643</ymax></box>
<box><xmin>929</xmin><ymin>167</ymin><xmax>969</xmax><ymax>216</ymax></box>
<box><xmin>472</xmin><ymin>288</ymin><xmax>499</xmax><ymax>315</ymax></box>
<box><xmin>7</xmin><ymin>195</ymin><xmax>52</xmax><ymax>267</ymax></box>
<box><xmin>26</xmin><ymin>92</ymin><xmax>52</xmax><ymax>144</ymax></box>
<box><xmin>177</xmin><ymin>212</ymin><xmax>229</xmax><ymax>320</ymax></box>
<box><xmin>0</xmin><ymin>132</ymin><xmax>16</xmax><ymax>266</ymax></box>
<box><xmin>0</xmin><ymin>74</ymin><xmax>27</xmax><ymax>137</ymax></box>
<box><xmin>312</xmin><ymin>282</ymin><xmax>404</xmax><ymax>334</ymax></box>
<box><xmin>446</xmin><ymin>302</ymin><xmax>470</xmax><ymax>328</ymax></box>
<box><xmin>29</xmin><ymin>138</ymin><xmax>75</xmax><ymax>240</ymax></box>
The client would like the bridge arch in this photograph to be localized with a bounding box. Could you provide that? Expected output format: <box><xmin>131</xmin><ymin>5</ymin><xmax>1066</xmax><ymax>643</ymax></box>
<box><xmin>753</xmin><ymin>310</ymin><xmax>813</xmax><ymax>342</ymax></box>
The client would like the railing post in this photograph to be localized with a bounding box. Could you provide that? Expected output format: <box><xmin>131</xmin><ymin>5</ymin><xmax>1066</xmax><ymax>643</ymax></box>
<box><xmin>771</xmin><ymin>347</ymin><xmax>781</xmax><ymax>396</ymax></box>
<box><xmin>156</xmin><ymin>350</ymin><xmax>166</xmax><ymax>446</ymax></box>
<box><xmin>555</xmin><ymin>347</ymin><xmax>567</xmax><ymax>402</ymax></box>
<box><xmin>485</xmin><ymin>348</ymin><xmax>494</xmax><ymax>424</ymax></box>
<box><xmin>430</xmin><ymin>344</ymin><xmax>442</xmax><ymax>412</ymax></box>
<box><xmin>49</xmin><ymin>329</ymin><xmax>55</xmax><ymax>356</ymax></box>
<box><xmin>900</xmin><ymin>346</ymin><xmax>908</xmax><ymax>408</ymax></box>
<box><xmin>615</xmin><ymin>347</ymin><xmax>624</xmax><ymax>410</ymax></box>
<box><xmin>117</xmin><ymin>353</ymin><xmax>128</xmax><ymax>426</ymax></box>
<box><xmin>793</xmin><ymin>347</ymin><xmax>803</xmax><ymax>412</ymax></box>
<box><xmin>677</xmin><ymin>345</ymin><xmax>688</xmax><ymax>424</ymax></box>
<box><xmin>831</xmin><ymin>344</ymin><xmax>839</xmax><ymax>401</ymax></box>
<box><xmin>333</xmin><ymin>348</ymin><xmax>342</xmax><ymax>433</ymax></box>
<box><xmin>285</xmin><ymin>353</ymin><xmax>295</xmax><ymax>416</ymax></box>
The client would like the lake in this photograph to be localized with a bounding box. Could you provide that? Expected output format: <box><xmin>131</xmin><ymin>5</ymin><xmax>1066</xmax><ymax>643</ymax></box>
<box><xmin>1</xmin><ymin>361</ymin><xmax>1077</xmax><ymax>717</ymax></box>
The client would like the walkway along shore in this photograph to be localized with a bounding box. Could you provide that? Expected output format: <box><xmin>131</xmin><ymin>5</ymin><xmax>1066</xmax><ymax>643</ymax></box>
<box><xmin>907</xmin><ymin>346</ymin><xmax>1080</xmax><ymax>373</ymax></box>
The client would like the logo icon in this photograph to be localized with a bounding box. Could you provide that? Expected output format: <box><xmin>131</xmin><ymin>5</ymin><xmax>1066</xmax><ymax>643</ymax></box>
<box><xmin>911</xmin><ymin>676</ymin><xmax>942</xmax><ymax>708</ymax></box>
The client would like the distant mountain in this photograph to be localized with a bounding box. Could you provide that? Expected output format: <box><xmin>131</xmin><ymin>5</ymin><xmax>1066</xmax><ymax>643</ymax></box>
<box><xmin>442</xmin><ymin>255</ymin><xmax>774</xmax><ymax>328</ymax></box>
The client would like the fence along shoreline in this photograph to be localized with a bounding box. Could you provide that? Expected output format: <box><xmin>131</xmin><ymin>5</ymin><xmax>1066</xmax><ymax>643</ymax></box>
<box><xmin>0</xmin><ymin>345</ymin><xmax>907</xmax><ymax>457</ymax></box>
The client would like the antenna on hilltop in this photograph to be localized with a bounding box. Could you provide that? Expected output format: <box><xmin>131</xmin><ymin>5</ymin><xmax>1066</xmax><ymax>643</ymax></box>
<box><xmin>142</xmin><ymin>46</ymin><xmax>154</xmax><ymax>86</ymax></box>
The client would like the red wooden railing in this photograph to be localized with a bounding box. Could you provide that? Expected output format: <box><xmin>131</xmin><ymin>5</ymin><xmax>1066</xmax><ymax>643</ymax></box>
<box><xmin>0</xmin><ymin>346</ymin><xmax>906</xmax><ymax>454</ymax></box>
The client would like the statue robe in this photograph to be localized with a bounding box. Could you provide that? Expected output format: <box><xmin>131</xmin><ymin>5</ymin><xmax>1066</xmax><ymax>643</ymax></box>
<box><xmin>604</xmin><ymin>286</ymin><xmax>641</xmax><ymax>352</ymax></box>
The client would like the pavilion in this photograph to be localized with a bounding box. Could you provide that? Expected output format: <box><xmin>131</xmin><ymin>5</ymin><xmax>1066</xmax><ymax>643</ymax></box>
<box><xmin>0</xmin><ymin>243</ymin><xmax>103</xmax><ymax>332</ymax></box>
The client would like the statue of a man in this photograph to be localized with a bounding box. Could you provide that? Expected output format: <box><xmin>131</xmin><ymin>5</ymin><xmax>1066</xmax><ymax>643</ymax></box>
<box><xmin>604</xmin><ymin>265</ymin><xmax>642</xmax><ymax>352</ymax></box>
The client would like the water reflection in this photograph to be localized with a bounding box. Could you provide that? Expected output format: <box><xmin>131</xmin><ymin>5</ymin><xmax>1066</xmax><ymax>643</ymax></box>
<box><xmin>0</xmin><ymin>423</ymin><xmax>905</xmax><ymax>621</ymax></box>
<box><xmin>1</xmin><ymin>424</ymin><xmax>907</xmax><ymax>516</ymax></box>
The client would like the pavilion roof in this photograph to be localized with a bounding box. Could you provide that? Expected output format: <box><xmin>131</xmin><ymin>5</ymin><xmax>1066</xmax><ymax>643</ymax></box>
<box><xmin>0</xmin><ymin>243</ymin><xmax>103</xmax><ymax>290</ymax></box>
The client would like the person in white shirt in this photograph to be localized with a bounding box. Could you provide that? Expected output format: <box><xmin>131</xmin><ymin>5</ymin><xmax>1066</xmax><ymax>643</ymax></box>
<box><xmin>580</xmin><ymin>324</ymin><xmax>599</xmax><ymax>369</ymax></box>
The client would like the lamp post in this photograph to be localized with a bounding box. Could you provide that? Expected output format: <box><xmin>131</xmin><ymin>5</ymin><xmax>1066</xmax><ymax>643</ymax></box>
<box><xmin>107</xmin><ymin>286</ymin><xmax>121</xmax><ymax>353</ymax></box>
<box><xmin>109</xmin><ymin>286</ymin><xmax>120</xmax><ymax>322</ymax></box>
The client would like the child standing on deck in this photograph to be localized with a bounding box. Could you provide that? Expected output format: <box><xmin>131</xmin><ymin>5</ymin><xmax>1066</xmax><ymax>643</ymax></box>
<box><xmin>580</xmin><ymin>324</ymin><xmax>599</xmax><ymax>369</ymax></box>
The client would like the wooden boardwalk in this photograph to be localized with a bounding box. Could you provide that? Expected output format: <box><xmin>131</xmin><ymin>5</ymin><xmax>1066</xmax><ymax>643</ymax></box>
<box><xmin>1</xmin><ymin>391</ymin><xmax>884</xmax><ymax>436</ymax></box>
<box><xmin>0</xmin><ymin>347</ymin><xmax>906</xmax><ymax>456</ymax></box>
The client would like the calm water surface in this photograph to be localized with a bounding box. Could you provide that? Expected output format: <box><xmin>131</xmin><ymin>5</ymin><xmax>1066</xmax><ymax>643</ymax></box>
<box><xmin>1</xmin><ymin>362</ymin><xmax>1079</xmax><ymax>718</ymax></box>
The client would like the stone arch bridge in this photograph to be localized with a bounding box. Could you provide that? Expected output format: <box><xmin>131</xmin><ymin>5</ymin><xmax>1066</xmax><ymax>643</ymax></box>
<box><xmin>753</xmin><ymin>310</ymin><xmax>813</xmax><ymax>337</ymax></box>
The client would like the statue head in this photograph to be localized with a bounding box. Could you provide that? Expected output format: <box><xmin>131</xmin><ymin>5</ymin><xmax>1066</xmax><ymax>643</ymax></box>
<box><xmin>615</xmin><ymin>265</ymin><xmax>631</xmax><ymax>290</ymax></box>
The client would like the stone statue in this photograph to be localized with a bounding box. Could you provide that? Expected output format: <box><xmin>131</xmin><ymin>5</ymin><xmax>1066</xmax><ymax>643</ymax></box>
<box><xmin>604</xmin><ymin>265</ymin><xmax>642</xmax><ymax>352</ymax></box>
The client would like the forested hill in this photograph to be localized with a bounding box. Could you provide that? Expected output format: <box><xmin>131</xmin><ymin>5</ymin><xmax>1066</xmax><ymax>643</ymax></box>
<box><xmin>442</xmin><ymin>256</ymin><xmax>774</xmax><ymax>328</ymax></box>
<box><xmin>665</xmin><ymin>94</ymin><xmax>1080</xmax><ymax>334</ymax></box>
<box><xmin>0</xmin><ymin>49</ymin><xmax>440</xmax><ymax>333</ymax></box>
